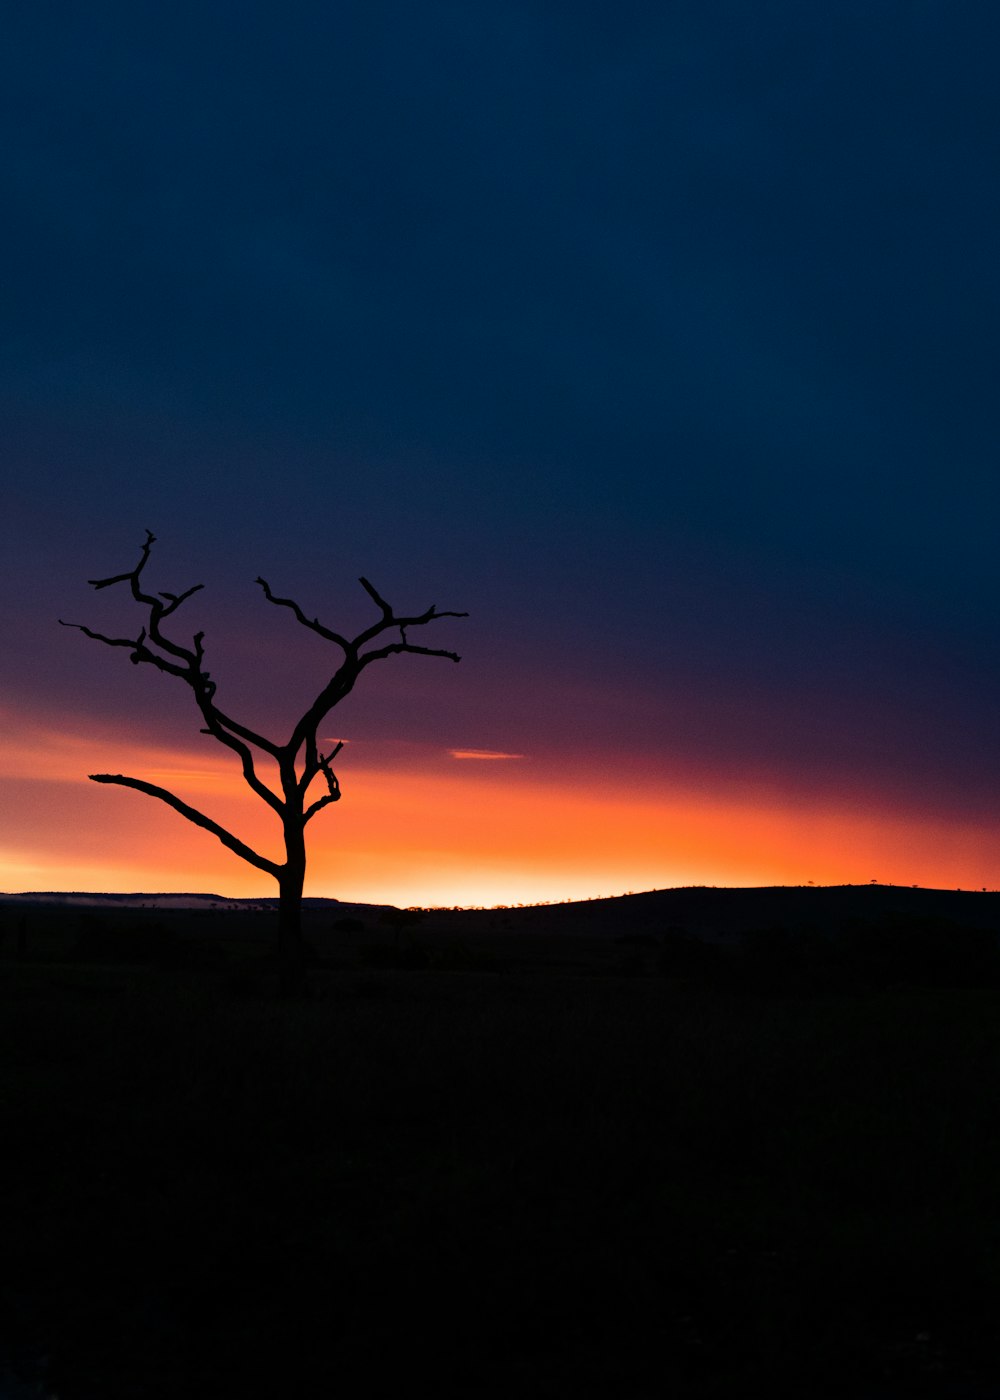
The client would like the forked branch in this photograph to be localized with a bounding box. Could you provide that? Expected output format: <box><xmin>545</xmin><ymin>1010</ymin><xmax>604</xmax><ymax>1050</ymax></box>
<box><xmin>62</xmin><ymin>535</ymin><xmax>281</xmax><ymax>775</ymax></box>
<box><xmin>304</xmin><ymin>742</ymin><xmax>343</xmax><ymax>823</ymax></box>
<box><xmin>256</xmin><ymin>574</ymin><xmax>467</xmax><ymax>666</ymax></box>
<box><xmin>355</xmin><ymin>575</ymin><xmax>468</xmax><ymax>652</ymax></box>
<box><xmin>260</xmin><ymin>573</ymin><xmax>467</xmax><ymax>754</ymax></box>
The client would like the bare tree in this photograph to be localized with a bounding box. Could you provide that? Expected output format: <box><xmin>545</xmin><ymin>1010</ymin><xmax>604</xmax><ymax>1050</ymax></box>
<box><xmin>61</xmin><ymin>531</ymin><xmax>466</xmax><ymax>992</ymax></box>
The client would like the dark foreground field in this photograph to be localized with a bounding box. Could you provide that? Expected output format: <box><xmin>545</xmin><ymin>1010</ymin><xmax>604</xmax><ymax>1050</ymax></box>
<box><xmin>4</xmin><ymin>888</ymin><xmax>1000</xmax><ymax>1397</ymax></box>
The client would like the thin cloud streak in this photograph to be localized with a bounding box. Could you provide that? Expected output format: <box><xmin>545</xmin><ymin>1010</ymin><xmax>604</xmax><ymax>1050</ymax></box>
<box><xmin>449</xmin><ymin>749</ymin><xmax>524</xmax><ymax>761</ymax></box>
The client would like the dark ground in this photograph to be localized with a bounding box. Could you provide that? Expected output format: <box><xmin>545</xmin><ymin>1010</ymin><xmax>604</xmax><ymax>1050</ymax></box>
<box><xmin>3</xmin><ymin>886</ymin><xmax>1000</xmax><ymax>1397</ymax></box>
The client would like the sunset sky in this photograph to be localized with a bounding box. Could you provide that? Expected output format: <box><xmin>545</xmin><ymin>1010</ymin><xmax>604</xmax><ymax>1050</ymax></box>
<box><xmin>3</xmin><ymin>2</ymin><xmax>1000</xmax><ymax>906</ymax></box>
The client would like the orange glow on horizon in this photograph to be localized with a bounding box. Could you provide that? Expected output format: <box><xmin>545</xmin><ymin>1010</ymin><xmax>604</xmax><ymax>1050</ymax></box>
<box><xmin>2</xmin><ymin>708</ymin><xmax>999</xmax><ymax>906</ymax></box>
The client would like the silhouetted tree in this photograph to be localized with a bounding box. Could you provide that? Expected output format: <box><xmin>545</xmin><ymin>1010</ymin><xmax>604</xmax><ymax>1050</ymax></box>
<box><xmin>61</xmin><ymin>532</ymin><xmax>466</xmax><ymax>992</ymax></box>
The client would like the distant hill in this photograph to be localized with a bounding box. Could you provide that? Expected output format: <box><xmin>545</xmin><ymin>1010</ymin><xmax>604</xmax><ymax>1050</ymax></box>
<box><xmin>3</xmin><ymin>883</ymin><xmax>999</xmax><ymax>935</ymax></box>
<box><xmin>456</xmin><ymin>884</ymin><xmax>1000</xmax><ymax>937</ymax></box>
<box><xmin>0</xmin><ymin>891</ymin><xmax>361</xmax><ymax>912</ymax></box>
<box><xmin>5</xmin><ymin>884</ymin><xmax>1000</xmax><ymax>990</ymax></box>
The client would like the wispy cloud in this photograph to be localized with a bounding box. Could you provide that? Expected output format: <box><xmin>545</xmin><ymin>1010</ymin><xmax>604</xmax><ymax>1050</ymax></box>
<box><xmin>449</xmin><ymin>749</ymin><xmax>524</xmax><ymax>761</ymax></box>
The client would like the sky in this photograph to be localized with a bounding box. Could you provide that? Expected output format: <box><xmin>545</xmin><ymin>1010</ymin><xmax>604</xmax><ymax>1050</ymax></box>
<box><xmin>3</xmin><ymin>0</ymin><xmax>1000</xmax><ymax>906</ymax></box>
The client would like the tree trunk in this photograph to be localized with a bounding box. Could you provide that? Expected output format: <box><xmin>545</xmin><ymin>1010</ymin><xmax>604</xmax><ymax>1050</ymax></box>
<box><xmin>278</xmin><ymin>831</ymin><xmax>306</xmax><ymax>996</ymax></box>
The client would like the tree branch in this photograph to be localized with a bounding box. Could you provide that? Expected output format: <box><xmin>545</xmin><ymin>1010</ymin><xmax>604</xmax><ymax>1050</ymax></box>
<box><xmin>58</xmin><ymin>620</ymin><xmax>137</xmax><ymax>651</ymax></box>
<box><xmin>198</xmin><ymin>721</ymin><xmax>285</xmax><ymax>815</ymax></box>
<box><xmin>89</xmin><ymin>530</ymin><xmax>203</xmax><ymax>665</ymax></box>
<box><xmin>88</xmin><ymin>774</ymin><xmax>282</xmax><ymax>878</ymax></box>
<box><xmin>354</xmin><ymin>576</ymin><xmax>468</xmax><ymax>648</ymax></box>
<box><xmin>89</xmin><ymin>529</ymin><xmax>157</xmax><ymax>593</ymax></box>
<box><xmin>284</xmin><ymin>578</ymin><xmax>466</xmax><ymax>755</ymax></box>
<box><xmin>304</xmin><ymin>793</ymin><xmax>339</xmax><ymax>824</ymax></box>
<box><xmin>303</xmin><ymin>742</ymin><xmax>342</xmax><ymax>822</ymax></box>
<box><xmin>200</xmin><ymin>702</ymin><xmax>282</xmax><ymax>759</ymax></box>
<box><xmin>68</xmin><ymin>536</ymin><xmax>283</xmax><ymax>763</ymax></box>
<box><xmin>58</xmin><ymin>620</ymin><xmax>192</xmax><ymax>679</ymax></box>
<box><xmin>158</xmin><ymin>584</ymin><xmax>204</xmax><ymax>619</ymax></box>
<box><xmin>256</xmin><ymin>577</ymin><xmax>351</xmax><ymax>650</ymax></box>
<box><xmin>359</xmin><ymin>641</ymin><xmax>462</xmax><ymax>667</ymax></box>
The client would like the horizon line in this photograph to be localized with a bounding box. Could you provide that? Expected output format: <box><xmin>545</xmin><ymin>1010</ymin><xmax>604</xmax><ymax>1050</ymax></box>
<box><xmin>2</xmin><ymin>880</ymin><xmax>997</xmax><ymax>912</ymax></box>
